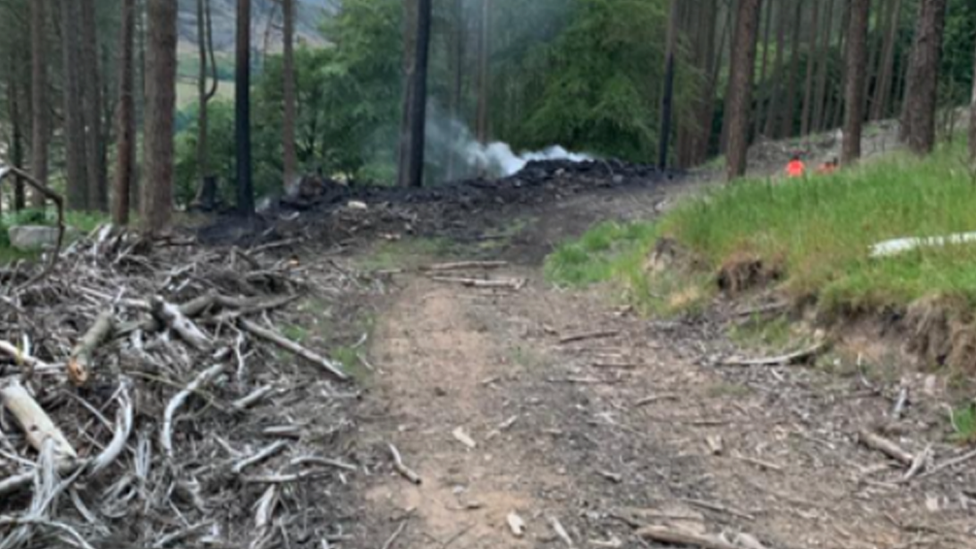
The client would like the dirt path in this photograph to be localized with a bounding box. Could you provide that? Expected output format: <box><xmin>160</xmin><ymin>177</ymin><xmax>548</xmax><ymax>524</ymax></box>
<box><xmin>348</xmin><ymin>186</ymin><xmax>975</xmax><ymax>549</ymax></box>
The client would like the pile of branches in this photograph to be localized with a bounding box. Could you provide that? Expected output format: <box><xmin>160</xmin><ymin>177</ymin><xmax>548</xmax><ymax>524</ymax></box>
<box><xmin>0</xmin><ymin>227</ymin><xmax>359</xmax><ymax>548</ymax></box>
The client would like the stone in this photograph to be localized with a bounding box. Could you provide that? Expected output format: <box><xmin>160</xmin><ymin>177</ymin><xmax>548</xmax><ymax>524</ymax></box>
<box><xmin>8</xmin><ymin>225</ymin><xmax>75</xmax><ymax>252</ymax></box>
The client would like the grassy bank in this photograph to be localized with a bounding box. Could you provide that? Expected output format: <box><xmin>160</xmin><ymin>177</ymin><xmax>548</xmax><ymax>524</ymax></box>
<box><xmin>548</xmin><ymin>140</ymin><xmax>976</xmax><ymax>316</ymax></box>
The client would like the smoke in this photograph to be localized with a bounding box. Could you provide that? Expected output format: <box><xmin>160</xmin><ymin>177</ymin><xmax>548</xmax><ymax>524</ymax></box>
<box><xmin>426</xmin><ymin>107</ymin><xmax>591</xmax><ymax>180</ymax></box>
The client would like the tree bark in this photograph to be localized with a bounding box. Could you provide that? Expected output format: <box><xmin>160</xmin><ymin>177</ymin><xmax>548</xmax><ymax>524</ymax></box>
<box><xmin>763</xmin><ymin>0</ymin><xmax>790</xmax><ymax>138</ymax></box>
<box><xmin>445</xmin><ymin>0</ymin><xmax>465</xmax><ymax>180</ymax></box>
<box><xmin>196</xmin><ymin>0</ymin><xmax>218</xmax><ymax>200</ymax></box>
<box><xmin>658</xmin><ymin>0</ymin><xmax>679</xmax><ymax>168</ymax></box>
<box><xmin>282</xmin><ymin>0</ymin><xmax>298</xmax><ymax>190</ymax></box>
<box><xmin>800</xmin><ymin>0</ymin><xmax>821</xmax><ymax>137</ymax></box>
<box><xmin>113</xmin><ymin>0</ymin><xmax>136</xmax><ymax>226</ymax></box>
<box><xmin>968</xmin><ymin>28</ymin><xmax>976</xmax><ymax>160</ymax></box>
<box><xmin>824</xmin><ymin>3</ymin><xmax>850</xmax><ymax>132</ymax></box>
<box><xmin>81</xmin><ymin>0</ymin><xmax>106</xmax><ymax>212</ymax></box>
<box><xmin>872</xmin><ymin>0</ymin><xmax>902</xmax><ymax>121</ymax></box>
<box><xmin>752</xmin><ymin>0</ymin><xmax>774</xmax><ymax>139</ymax></box>
<box><xmin>142</xmin><ymin>0</ymin><xmax>177</xmax><ymax>233</ymax></box>
<box><xmin>724</xmin><ymin>0</ymin><xmax>763</xmax><ymax>181</ymax></box>
<box><xmin>62</xmin><ymin>0</ymin><xmax>88</xmax><ymax>211</ymax></box>
<box><xmin>475</xmin><ymin>0</ymin><xmax>491</xmax><ymax>143</ymax></box>
<box><xmin>811</xmin><ymin>0</ymin><xmax>835</xmax><ymax>134</ymax></box>
<box><xmin>862</xmin><ymin>0</ymin><xmax>886</xmax><ymax>116</ymax></box>
<box><xmin>236</xmin><ymin>0</ymin><xmax>254</xmax><ymax>213</ymax></box>
<box><xmin>29</xmin><ymin>0</ymin><xmax>49</xmax><ymax>208</ymax></box>
<box><xmin>781</xmin><ymin>0</ymin><xmax>804</xmax><ymax>138</ymax></box>
<box><xmin>396</xmin><ymin>0</ymin><xmax>432</xmax><ymax>188</ymax></box>
<box><xmin>695</xmin><ymin>0</ymin><xmax>725</xmax><ymax>163</ymax></box>
<box><xmin>842</xmin><ymin>0</ymin><xmax>871</xmax><ymax>165</ymax></box>
<box><xmin>7</xmin><ymin>54</ymin><xmax>25</xmax><ymax>212</ymax></box>
<box><xmin>899</xmin><ymin>0</ymin><xmax>948</xmax><ymax>155</ymax></box>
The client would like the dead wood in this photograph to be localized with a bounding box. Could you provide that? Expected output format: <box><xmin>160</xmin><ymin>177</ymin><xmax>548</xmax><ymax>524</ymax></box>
<box><xmin>239</xmin><ymin>319</ymin><xmax>348</xmax><ymax>381</ymax></box>
<box><xmin>420</xmin><ymin>260</ymin><xmax>508</xmax><ymax>272</ymax></box>
<box><xmin>388</xmin><ymin>443</ymin><xmax>421</xmax><ymax>485</ymax></box>
<box><xmin>161</xmin><ymin>363</ymin><xmax>227</xmax><ymax>458</ymax></box>
<box><xmin>0</xmin><ymin>379</ymin><xmax>77</xmax><ymax>459</ymax></box>
<box><xmin>916</xmin><ymin>447</ymin><xmax>976</xmax><ymax>480</ymax></box>
<box><xmin>151</xmin><ymin>296</ymin><xmax>213</xmax><ymax>352</ymax></box>
<box><xmin>429</xmin><ymin>275</ymin><xmax>526</xmax><ymax>290</ymax></box>
<box><xmin>721</xmin><ymin>342</ymin><xmax>827</xmax><ymax>367</ymax></box>
<box><xmin>68</xmin><ymin>309</ymin><xmax>114</xmax><ymax>386</ymax></box>
<box><xmin>0</xmin><ymin>166</ymin><xmax>65</xmax><ymax>292</ymax></box>
<box><xmin>558</xmin><ymin>330</ymin><xmax>620</xmax><ymax>345</ymax></box>
<box><xmin>636</xmin><ymin>526</ymin><xmax>740</xmax><ymax>549</ymax></box>
<box><xmin>857</xmin><ymin>429</ymin><xmax>914</xmax><ymax>465</ymax></box>
<box><xmin>0</xmin><ymin>340</ymin><xmax>56</xmax><ymax>375</ymax></box>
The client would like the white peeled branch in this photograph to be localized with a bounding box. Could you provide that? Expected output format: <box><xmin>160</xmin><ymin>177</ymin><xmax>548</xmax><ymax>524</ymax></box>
<box><xmin>0</xmin><ymin>379</ymin><xmax>77</xmax><ymax>459</ymax></box>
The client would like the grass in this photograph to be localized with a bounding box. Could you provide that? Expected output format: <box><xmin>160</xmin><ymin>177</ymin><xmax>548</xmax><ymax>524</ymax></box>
<box><xmin>950</xmin><ymin>404</ymin><xmax>976</xmax><ymax>444</ymax></box>
<box><xmin>656</xmin><ymin>139</ymin><xmax>976</xmax><ymax>313</ymax></box>
<box><xmin>355</xmin><ymin>237</ymin><xmax>456</xmax><ymax>272</ymax></box>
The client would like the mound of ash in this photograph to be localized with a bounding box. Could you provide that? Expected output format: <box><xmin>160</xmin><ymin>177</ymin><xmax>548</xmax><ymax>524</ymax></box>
<box><xmin>201</xmin><ymin>158</ymin><xmax>679</xmax><ymax>246</ymax></box>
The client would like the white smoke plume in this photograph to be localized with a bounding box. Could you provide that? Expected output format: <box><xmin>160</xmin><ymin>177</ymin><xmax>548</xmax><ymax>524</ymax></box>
<box><xmin>426</xmin><ymin>108</ymin><xmax>591</xmax><ymax>179</ymax></box>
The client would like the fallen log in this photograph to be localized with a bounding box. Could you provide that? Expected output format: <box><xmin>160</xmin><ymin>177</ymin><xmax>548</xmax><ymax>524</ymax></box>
<box><xmin>238</xmin><ymin>319</ymin><xmax>348</xmax><ymax>381</ymax></box>
<box><xmin>429</xmin><ymin>276</ymin><xmax>526</xmax><ymax>290</ymax></box>
<box><xmin>636</xmin><ymin>526</ymin><xmax>739</xmax><ymax>549</ymax></box>
<box><xmin>152</xmin><ymin>297</ymin><xmax>212</xmax><ymax>352</ymax></box>
<box><xmin>421</xmin><ymin>260</ymin><xmax>508</xmax><ymax>272</ymax></box>
<box><xmin>721</xmin><ymin>342</ymin><xmax>827</xmax><ymax>367</ymax></box>
<box><xmin>857</xmin><ymin>429</ymin><xmax>914</xmax><ymax>465</ymax></box>
<box><xmin>68</xmin><ymin>309</ymin><xmax>115</xmax><ymax>386</ymax></box>
<box><xmin>161</xmin><ymin>363</ymin><xmax>227</xmax><ymax>458</ymax></box>
<box><xmin>0</xmin><ymin>378</ymin><xmax>77</xmax><ymax>459</ymax></box>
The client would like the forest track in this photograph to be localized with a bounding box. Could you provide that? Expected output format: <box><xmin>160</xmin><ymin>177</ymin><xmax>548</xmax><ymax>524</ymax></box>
<box><xmin>343</xmin><ymin>180</ymin><xmax>975</xmax><ymax>549</ymax></box>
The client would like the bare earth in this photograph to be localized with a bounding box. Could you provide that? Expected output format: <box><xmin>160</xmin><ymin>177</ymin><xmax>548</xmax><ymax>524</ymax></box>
<box><xmin>335</xmin><ymin>185</ymin><xmax>976</xmax><ymax>549</ymax></box>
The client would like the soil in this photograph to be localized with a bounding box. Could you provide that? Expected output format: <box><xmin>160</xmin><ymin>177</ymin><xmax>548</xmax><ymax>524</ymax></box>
<box><xmin>304</xmin><ymin>170</ymin><xmax>976</xmax><ymax>549</ymax></box>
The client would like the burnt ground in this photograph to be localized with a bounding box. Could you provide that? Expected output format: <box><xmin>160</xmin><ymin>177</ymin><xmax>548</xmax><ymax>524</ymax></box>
<box><xmin>278</xmin><ymin>163</ymin><xmax>976</xmax><ymax>549</ymax></box>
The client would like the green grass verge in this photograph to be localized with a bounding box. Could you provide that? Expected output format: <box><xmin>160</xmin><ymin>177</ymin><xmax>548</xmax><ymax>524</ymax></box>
<box><xmin>658</xmin><ymin>140</ymin><xmax>976</xmax><ymax>313</ymax></box>
<box><xmin>0</xmin><ymin>209</ymin><xmax>111</xmax><ymax>264</ymax></box>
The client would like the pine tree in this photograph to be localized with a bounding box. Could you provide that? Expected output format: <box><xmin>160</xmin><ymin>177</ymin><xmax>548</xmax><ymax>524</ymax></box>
<box><xmin>282</xmin><ymin>0</ymin><xmax>298</xmax><ymax>190</ymax></box>
<box><xmin>396</xmin><ymin>0</ymin><xmax>433</xmax><ymax>188</ymax></box>
<box><xmin>236</xmin><ymin>0</ymin><xmax>254</xmax><ymax>213</ymax></box>
<box><xmin>113</xmin><ymin>0</ymin><xmax>136</xmax><ymax>226</ymax></box>
<box><xmin>843</xmin><ymin>0</ymin><xmax>871</xmax><ymax>164</ymax></box>
<box><xmin>900</xmin><ymin>0</ymin><xmax>948</xmax><ymax>155</ymax></box>
<box><xmin>62</xmin><ymin>0</ymin><xmax>89</xmax><ymax>211</ymax></box>
<box><xmin>196</xmin><ymin>0</ymin><xmax>219</xmax><ymax>201</ymax></box>
<box><xmin>142</xmin><ymin>0</ymin><xmax>178</xmax><ymax>233</ymax></box>
<box><xmin>800</xmin><ymin>0</ymin><xmax>821</xmax><ymax>137</ymax></box>
<box><xmin>724</xmin><ymin>0</ymin><xmax>763</xmax><ymax>180</ymax></box>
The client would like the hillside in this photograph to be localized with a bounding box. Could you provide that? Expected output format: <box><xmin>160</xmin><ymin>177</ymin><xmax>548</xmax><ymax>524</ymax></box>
<box><xmin>177</xmin><ymin>0</ymin><xmax>335</xmax><ymax>52</ymax></box>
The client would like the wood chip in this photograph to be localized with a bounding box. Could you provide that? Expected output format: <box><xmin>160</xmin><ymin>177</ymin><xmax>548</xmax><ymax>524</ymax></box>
<box><xmin>452</xmin><ymin>427</ymin><xmax>476</xmax><ymax>449</ymax></box>
<box><xmin>506</xmin><ymin>511</ymin><xmax>525</xmax><ymax>538</ymax></box>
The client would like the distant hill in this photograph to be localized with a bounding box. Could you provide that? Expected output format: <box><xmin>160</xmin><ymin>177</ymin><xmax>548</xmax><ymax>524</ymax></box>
<box><xmin>177</xmin><ymin>0</ymin><xmax>336</xmax><ymax>53</ymax></box>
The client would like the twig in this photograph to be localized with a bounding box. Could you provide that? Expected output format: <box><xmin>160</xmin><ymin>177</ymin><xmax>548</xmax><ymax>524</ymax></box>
<box><xmin>68</xmin><ymin>309</ymin><xmax>115</xmax><ymax>386</ymax></box>
<box><xmin>89</xmin><ymin>378</ymin><xmax>133</xmax><ymax>475</ymax></box>
<box><xmin>901</xmin><ymin>444</ymin><xmax>932</xmax><ymax>482</ymax></box>
<box><xmin>381</xmin><ymin>520</ymin><xmax>408</xmax><ymax>549</ymax></box>
<box><xmin>636</xmin><ymin>526</ymin><xmax>739</xmax><ymax>549</ymax></box>
<box><xmin>0</xmin><ymin>166</ymin><xmax>66</xmax><ymax>292</ymax></box>
<box><xmin>857</xmin><ymin>429</ymin><xmax>914</xmax><ymax>466</ymax></box>
<box><xmin>233</xmin><ymin>385</ymin><xmax>274</xmax><ymax>410</ymax></box>
<box><xmin>915</xmin><ymin>447</ymin><xmax>976</xmax><ymax>480</ymax></box>
<box><xmin>420</xmin><ymin>260</ymin><xmax>508</xmax><ymax>272</ymax></box>
<box><xmin>161</xmin><ymin>363</ymin><xmax>227</xmax><ymax>458</ymax></box>
<box><xmin>239</xmin><ymin>319</ymin><xmax>348</xmax><ymax>381</ymax></box>
<box><xmin>429</xmin><ymin>276</ymin><xmax>525</xmax><ymax>290</ymax></box>
<box><xmin>232</xmin><ymin>440</ymin><xmax>289</xmax><ymax>474</ymax></box>
<box><xmin>891</xmin><ymin>387</ymin><xmax>909</xmax><ymax>420</ymax></box>
<box><xmin>558</xmin><ymin>330</ymin><xmax>619</xmax><ymax>345</ymax></box>
<box><xmin>388</xmin><ymin>443</ymin><xmax>421</xmax><ymax>485</ymax></box>
<box><xmin>634</xmin><ymin>393</ymin><xmax>680</xmax><ymax>407</ymax></box>
<box><xmin>152</xmin><ymin>296</ymin><xmax>212</xmax><ymax>352</ymax></box>
<box><xmin>721</xmin><ymin>342</ymin><xmax>827</xmax><ymax>367</ymax></box>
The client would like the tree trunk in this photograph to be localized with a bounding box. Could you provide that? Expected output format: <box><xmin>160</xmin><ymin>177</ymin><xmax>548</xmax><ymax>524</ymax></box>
<box><xmin>781</xmin><ymin>0</ymin><xmax>804</xmax><ymax>138</ymax></box>
<box><xmin>824</xmin><ymin>3</ymin><xmax>850</xmax><ymax>132</ymax></box>
<box><xmin>62</xmin><ymin>0</ymin><xmax>89</xmax><ymax>211</ymax></box>
<box><xmin>396</xmin><ymin>0</ymin><xmax>433</xmax><ymax>188</ymax></box>
<box><xmin>862</xmin><ymin>0</ymin><xmax>886</xmax><ymax>116</ymax></box>
<box><xmin>872</xmin><ymin>0</ymin><xmax>902</xmax><ymax>121</ymax></box>
<box><xmin>235</xmin><ymin>0</ymin><xmax>254</xmax><ymax>214</ymax></box>
<box><xmin>196</xmin><ymin>0</ymin><xmax>218</xmax><ymax>200</ymax></box>
<box><xmin>899</xmin><ymin>0</ymin><xmax>948</xmax><ymax>155</ymax></box>
<box><xmin>29</xmin><ymin>0</ymin><xmax>49</xmax><ymax>208</ymax></box>
<box><xmin>81</xmin><ymin>0</ymin><xmax>106</xmax><ymax>212</ymax></box>
<box><xmin>752</xmin><ymin>0</ymin><xmax>774</xmax><ymax>139</ymax></box>
<box><xmin>475</xmin><ymin>0</ymin><xmax>491</xmax><ymax>143</ymax></box>
<box><xmin>843</xmin><ymin>0</ymin><xmax>871</xmax><ymax>165</ymax></box>
<box><xmin>142</xmin><ymin>0</ymin><xmax>177</xmax><ymax>233</ymax></box>
<box><xmin>658</xmin><ymin>0</ymin><xmax>679</xmax><ymax>168</ymax></box>
<box><xmin>113</xmin><ymin>0</ymin><xmax>136</xmax><ymax>226</ymax></box>
<box><xmin>7</xmin><ymin>55</ymin><xmax>25</xmax><ymax>211</ymax></box>
<box><xmin>696</xmin><ymin>0</ymin><xmax>725</xmax><ymax>162</ymax></box>
<box><xmin>763</xmin><ymin>0</ymin><xmax>790</xmax><ymax>138</ymax></box>
<box><xmin>724</xmin><ymin>0</ymin><xmax>763</xmax><ymax>181</ymax></box>
<box><xmin>969</xmin><ymin>32</ymin><xmax>976</xmax><ymax>160</ymax></box>
<box><xmin>282</xmin><ymin>0</ymin><xmax>298</xmax><ymax>191</ymax></box>
<box><xmin>445</xmin><ymin>0</ymin><xmax>465</xmax><ymax>180</ymax></box>
<box><xmin>811</xmin><ymin>0</ymin><xmax>835</xmax><ymax>134</ymax></box>
<box><xmin>800</xmin><ymin>0</ymin><xmax>821</xmax><ymax>137</ymax></box>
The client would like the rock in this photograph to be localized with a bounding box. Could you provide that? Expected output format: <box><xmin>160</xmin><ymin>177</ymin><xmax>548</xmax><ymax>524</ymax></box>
<box><xmin>8</xmin><ymin>225</ymin><xmax>67</xmax><ymax>252</ymax></box>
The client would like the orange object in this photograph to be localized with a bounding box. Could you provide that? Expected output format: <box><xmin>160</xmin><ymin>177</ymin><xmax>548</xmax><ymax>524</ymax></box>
<box><xmin>786</xmin><ymin>159</ymin><xmax>806</xmax><ymax>178</ymax></box>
